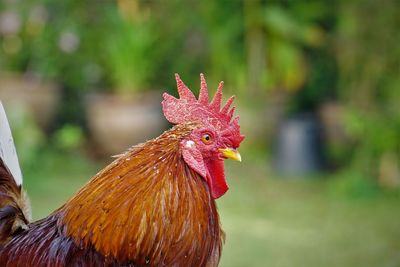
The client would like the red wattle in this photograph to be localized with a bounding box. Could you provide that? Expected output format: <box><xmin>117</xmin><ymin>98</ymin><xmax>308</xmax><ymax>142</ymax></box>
<box><xmin>205</xmin><ymin>159</ymin><xmax>228</xmax><ymax>199</ymax></box>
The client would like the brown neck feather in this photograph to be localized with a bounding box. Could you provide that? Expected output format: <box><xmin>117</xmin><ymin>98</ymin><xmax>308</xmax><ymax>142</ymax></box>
<box><xmin>58</xmin><ymin>124</ymin><xmax>224</xmax><ymax>266</ymax></box>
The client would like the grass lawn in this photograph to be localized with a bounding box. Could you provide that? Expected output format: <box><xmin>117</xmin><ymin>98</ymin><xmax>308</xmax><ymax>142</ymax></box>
<box><xmin>21</xmin><ymin>149</ymin><xmax>400</xmax><ymax>267</ymax></box>
<box><xmin>219</xmin><ymin>161</ymin><xmax>400</xmax><ymax>267</ymax></box>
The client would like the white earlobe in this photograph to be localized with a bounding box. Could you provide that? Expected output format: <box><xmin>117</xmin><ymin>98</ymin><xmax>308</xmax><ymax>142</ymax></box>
<box><xmin>185</xmin><ymin>140</ymin><xmax>195</xmax><ymax>148</ymax></box>
<box><xmin>181</xmin><ymin>141</ymin><xmax>207</xmax><ymax>179</ymax></box>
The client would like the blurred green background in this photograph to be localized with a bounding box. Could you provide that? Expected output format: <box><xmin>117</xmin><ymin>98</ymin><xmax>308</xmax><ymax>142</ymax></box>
<box><xmin>0</xmin><ymin>0</ymin><xmax>400</xmax><ymax>266</ymax></box>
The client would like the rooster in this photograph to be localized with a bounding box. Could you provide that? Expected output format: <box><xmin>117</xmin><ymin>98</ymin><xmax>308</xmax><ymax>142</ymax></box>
<box><xmin>0</xmin><ymin>74</ymin><xmax>244</xmax><ymax>267</ymax></box>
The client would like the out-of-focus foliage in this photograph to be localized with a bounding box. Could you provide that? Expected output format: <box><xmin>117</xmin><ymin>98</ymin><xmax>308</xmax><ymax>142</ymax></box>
<box><xmin>0</xmin><ymin>0</ymin><xmax>331</xmax><ymax>94</ymax></box>
<box><xmin>0</xmin><ymin>0</ymin><xmax>105</xmax><ymax>89</ymax></box>
<box><xmin>337</xmin><ymin>0</ymin><xmax>400</xmax><ymax>188</ymax></box>
<box><xmin>104</xmin><ymin>2</ymin><xmax>157</xmax><ymax>93</ymax></box>
<box><xmin>261</xmin><ymin>2</ymin><xmax>325</xmax><ymax>92</ymax></box>
<box><xmin>6</xmin><ymin>106</ymin><xmax>44</xmax><ymax>168</ymax></box>
<box><xmin>53</xmin><ymin>124</ymin><xmax>84</xmax><ymax>150</ymax></box>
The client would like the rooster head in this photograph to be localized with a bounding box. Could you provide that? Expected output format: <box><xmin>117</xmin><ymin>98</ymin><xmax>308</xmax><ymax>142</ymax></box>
<box><xmin>162</xmin><ymin>74</ymin><xmax>245</xmax><ymax>199</ymax></box>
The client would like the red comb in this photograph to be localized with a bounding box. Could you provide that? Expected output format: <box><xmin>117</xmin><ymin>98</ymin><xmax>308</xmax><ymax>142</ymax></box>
<box><xmin>162</xmin><ymin>74</ymin><xmax>236</xmax><ymax>127</ymax></box>
<box><xmin>162</xmin><ymin>73</ymin><xmax>244</xmax><ymax>147</ymax></box>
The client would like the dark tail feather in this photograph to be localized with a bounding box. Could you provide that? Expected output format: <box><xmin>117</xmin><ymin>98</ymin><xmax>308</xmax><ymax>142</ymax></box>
<box><xmin>0</xmin><ymin>158</ymin><xmax>30</xmax><ymax>245</ymax></box>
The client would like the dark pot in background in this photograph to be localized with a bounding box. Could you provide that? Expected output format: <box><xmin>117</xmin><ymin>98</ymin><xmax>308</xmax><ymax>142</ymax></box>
<box><xmin>0</xmin><ymin>72</ymin><xmax>60</xmax><ymax>131</ymax></box>
<box><xmin>274</xmin><ymin>113</ymin><xmax>326</xmax><ymax>176</ymax></box>
<box><xmin>85</xmin><ymin>91</ymin><xmax>167</xmax><ymax>157</ymax></box>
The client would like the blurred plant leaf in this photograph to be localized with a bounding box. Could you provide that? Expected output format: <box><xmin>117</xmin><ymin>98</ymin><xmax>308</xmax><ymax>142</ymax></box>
<box><xmin>6</xmin><ymin>105</ymin><xmax>44</xmax><ymax>168</ymax></box>
<box><xmin>267</xmin><ymin>40</ymin><xmax>307</xmax><ymax>91</ymax></box>
<box><xmin>53</xmin><ymin>124</ymin><xmax>84</xmax><ymax>151</ymax></box>
<box><xmin>104</xmin><ymin>7</ymin><xmax>156</xmax><ymax>93</ymax></box>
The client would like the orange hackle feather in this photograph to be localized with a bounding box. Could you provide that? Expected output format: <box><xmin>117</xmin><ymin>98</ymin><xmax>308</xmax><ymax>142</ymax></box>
<box><xmin>58</xmin><ymin>123</ymin><xmax>224</xmax><ymax>266</ymax></box>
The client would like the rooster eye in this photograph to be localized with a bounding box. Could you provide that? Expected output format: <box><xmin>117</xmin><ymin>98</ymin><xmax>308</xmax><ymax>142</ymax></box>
<box><xmin>201</xmin><ymin>133</ymin><xmax>213</xmax><ymax>144</ymax></box>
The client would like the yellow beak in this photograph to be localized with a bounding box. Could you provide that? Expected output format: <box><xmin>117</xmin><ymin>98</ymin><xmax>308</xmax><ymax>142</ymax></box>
<box><xmin>219</xmin><ymin>148</ymin><xmax>242</xmax><ymax>162</ymax></box>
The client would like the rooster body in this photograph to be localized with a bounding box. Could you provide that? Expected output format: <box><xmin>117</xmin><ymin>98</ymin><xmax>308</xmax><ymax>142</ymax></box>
<box><xmin>0</xmin><ymin>74</ymin><xmax>244</xmax><ymax>266</ymax></box>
